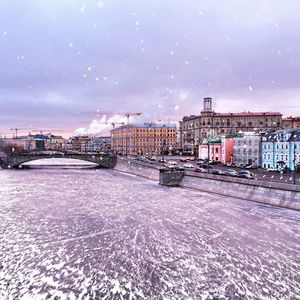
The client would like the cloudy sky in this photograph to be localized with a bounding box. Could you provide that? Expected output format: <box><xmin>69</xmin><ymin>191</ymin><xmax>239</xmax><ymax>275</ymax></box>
<box><xmin>0</xmin><ymin>0</ymin><xmax>299</xmax><ymax>136</ymax></box>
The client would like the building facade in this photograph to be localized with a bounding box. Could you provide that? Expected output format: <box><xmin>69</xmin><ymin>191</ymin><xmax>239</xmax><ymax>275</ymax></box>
<box><xmin>221</xmin><ymin>136</ymin><xmax>234</xmax><ymax>164</ymax></box>
<box><xmin>198</xmin><ymin>139</ymin><xmax>222</xmax><ymax>162</ymax></box>
<box><xmin>111</xmin><ymin>123</ymin><xmax>177</xmax><ymax>156</ymax></box>
<box><xmin>232</xmin><ymin>133</ymin><xmax>261</xmax><ymax>167</ymax></box>
<box><xmin>180</xmin><ymin>97</ymin><xmax>283</xmax><ymax>151</ymax></box>
<box><xmin>282</xmin><ymin>117</ymin><xmax>300</xmax><ymax>129</ymax></box>
<box><xmin>261</xmin><ymin>129</ymin><xmax>300</xmax><ymax>170</ymax></box>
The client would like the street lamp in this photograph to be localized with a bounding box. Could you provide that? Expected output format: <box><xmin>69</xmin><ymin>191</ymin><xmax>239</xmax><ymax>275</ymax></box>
<box><xmin>293</xmin><ymin>136</ymin><xmax>297</xmax><ymax>185</ymax></box>
<box><xmin>207</xmin><ymin>140</ymin><xmax>210</xmax><ymax>174</ymax></box>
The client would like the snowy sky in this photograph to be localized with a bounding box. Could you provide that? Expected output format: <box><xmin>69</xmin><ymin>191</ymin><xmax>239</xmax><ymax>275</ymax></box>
<box><xmin>0</xmin><ymin>0</ymin><xmax>300</xmax><ymax>135</ymax></box>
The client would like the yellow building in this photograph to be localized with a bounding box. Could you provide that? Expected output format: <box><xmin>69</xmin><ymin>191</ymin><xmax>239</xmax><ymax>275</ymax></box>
<box><xmin>111</xmin><ymin>123</ymin><xmax>177</xmax><ymax>156</ymax></box>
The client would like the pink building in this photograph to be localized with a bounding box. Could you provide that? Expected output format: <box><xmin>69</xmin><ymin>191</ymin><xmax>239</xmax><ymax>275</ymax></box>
<box><xmin>221</xmin><ymin>137</ymin><xmax>234</xmax><ymax>163</ymax></box>
<box><xmin>199</xmin><ymin>142</ymin><xmax>222</xmax><ymax>162</ymax></box>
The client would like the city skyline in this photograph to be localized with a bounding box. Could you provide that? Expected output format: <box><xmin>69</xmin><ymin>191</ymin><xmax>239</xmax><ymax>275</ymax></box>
<box><xmin>0</xmin><ymin>0</ymin><xmax>300</xmax><ymax>136</ymax></box>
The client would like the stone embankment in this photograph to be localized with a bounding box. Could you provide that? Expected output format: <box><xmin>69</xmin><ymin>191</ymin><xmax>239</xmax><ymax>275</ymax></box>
<box><xmin>114</xmin><ymin>158</ymin><xmax>300</xmax><ymax>211</ymax></box>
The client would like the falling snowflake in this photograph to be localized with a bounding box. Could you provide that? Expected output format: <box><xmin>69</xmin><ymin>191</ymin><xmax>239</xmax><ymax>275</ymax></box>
<box><xmin>180</xmin><ymin>92</ymin><xmax>187</xmax><ymax>100</ymax></box>
<box><xmin>174</xmin><ymin>105</ymin><xmax>180</xmax><ymax>111</ymax></box>
<box><xmin>80</xmin><ymin>5</ymin><xmax>86</xmax><ymax>13</ymax></box>
<box><xmin>248</xmin><ymin>86</ymin><xmax>253</xmax><ymax>92</ymax></box>
<box><xmin>69</xmin><ymin>42</ymin><xmax>73</xmax><ymax>48</ymax></box>
<box><xmin>170</xmin><ymin>51</ymin><xmax>174</xmax><ymax>55</ymax></box>
<box><xmin>96</xmin><ymin>1</ymin><xmax>104</xmax><ymax>9</ymax></box>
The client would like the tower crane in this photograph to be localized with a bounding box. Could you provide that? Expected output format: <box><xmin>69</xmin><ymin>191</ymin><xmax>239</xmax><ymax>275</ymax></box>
<box><xmin>10</xmin><ymin>127</ymin><xmax>36</xmax><ymax>138</ymax></box>
<box><xmin>79</xmin><ymin>111</ymin><xmax>142</xmax><ymax>125</ymax></box>
<box><xmin>31</xmin><ymin>129</ymin><xmax>63</xmax><ymax>135</ymax></box>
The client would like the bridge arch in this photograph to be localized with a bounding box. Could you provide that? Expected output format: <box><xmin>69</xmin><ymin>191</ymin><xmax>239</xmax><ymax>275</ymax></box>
<box><xmin>0</xmin><ymin>152</ymin><xmax>117</xmax><ymax>169</ymax></box>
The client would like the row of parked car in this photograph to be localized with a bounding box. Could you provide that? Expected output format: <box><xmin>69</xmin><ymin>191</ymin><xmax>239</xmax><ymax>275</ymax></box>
<box><xmin>210</xmin><ymin>169</ymin><xmax>255</xmax><ymax>179</ymax></box>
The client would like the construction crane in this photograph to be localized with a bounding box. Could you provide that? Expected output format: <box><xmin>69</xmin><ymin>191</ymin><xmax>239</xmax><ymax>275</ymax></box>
<box><xmin>10</xmin><ymin>127</ymin><xmax>36</xmax><ymax>138</ymax></box>
<box><xmin>78</xmin><ymin>121</ymin><xmax>125</xmax><ymax>129</ymax></box>
<box><xmin>79</xmin><ymin>111</ymin><xmax>142</xmax><ymax>125</ymax></box>
<box><xmin>31</xmin><ymin>129</ymin><xmax>63</xmax><ymax>135</ymax></box>
<box><xmin>125</xmin><ymin>112</ymin><xmax>142</xmax><ymax>124</ymax></box>
<box><xmin>111</xmin><ymin>122</ymin><xmax>125</xmax><ymax>129</ymax></box>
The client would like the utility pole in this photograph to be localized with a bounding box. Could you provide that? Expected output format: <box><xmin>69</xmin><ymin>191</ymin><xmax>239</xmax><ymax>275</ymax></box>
<box><xmin>293</xmin><ymin>141</ymin><xmax>296</xmax><ymax>185</ymax></box>
<box><xmin>207</xmin><ymin>141</ymin><xmax>210</xmax><ymax>174</ymax></box>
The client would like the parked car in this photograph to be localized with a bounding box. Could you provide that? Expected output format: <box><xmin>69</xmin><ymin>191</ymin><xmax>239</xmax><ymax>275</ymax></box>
<box><xmin>280</xmin><ymin>167</ymin><xmax>292</xmax><ymax>174</ymax></box>
<box><xmin>183</xmin><ymin>163</ymin><xmax>194</xmax><ymax>168</ymax></box>
<box><xmin>147</xmin><ymin>156</ymin><xmax>156</xmax><ymax>161</ymax></box>
<box><xmin>245</xmin><ymin>164</ymin><xmax>258</xmax><ymax>169</ymax></box>
<box><xmin>167</xmin><ymin>160</ymin><xmax>177</xmax><ymax>165</ymax></box>
<box><xmin>235</xmin><ymin>163</ymin><xmax>246</xmax><ymax>168</ymax></box>
<box><xmin>198</xmin><ymin>164</ymin><xmax>213</xmax><ymax>169</ymax></box>
<box><xmin>194</xmin><ymin>168</ymin><xmax>207</xmax><ymax>173</ymax></box>
<box><xmin>225</xmin><ymin>162</ymin><xmax>236</xmax><ymax>167</ymax></box>
<box><xmin>238</xmin><ymin>170</ymin><xmax>255</xmax><ymax>177</ymax></box>
<box><xmin>225</xmin><ymin>169</ymin><xmax>239</xmax><ymax>177</ymax></box>
<box><xmin>165</xmin><ymin>164</ymin><xmax>176</xmax><ymax>169</ymax></box>
<box><xmin>180</xmin><ymin>158</ymin><xmax>188</xmax><ymax>162</ymax></box>
<box><xmin>175</xmin><ymin>165</ymin><xmax>185</xmax><ymax>170</ymax></box>
<box><xmin>238</xmin><ymin>173</ymin><xmax>255</xmax><ymax>179</ymax></box>
<box><xmin>211</xmin><ymin>169</ymin><xmax>225</xmax><ymax>175</ymax></box>
<box><xmin>158</xmin><ymin>158</ymin><xmax>166</xmax><ymax>163</ymax></box>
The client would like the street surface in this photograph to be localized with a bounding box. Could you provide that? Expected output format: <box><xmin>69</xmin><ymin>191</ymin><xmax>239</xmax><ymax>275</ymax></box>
<box><xmin>149</xmin><ymin>156</ymin><xmax>300</xmax><ymax>185</ymax></box>
<box><xmin>0</xmin><ymin>168</ymin><xmax>299</xmax><ymax>299</ymax></box>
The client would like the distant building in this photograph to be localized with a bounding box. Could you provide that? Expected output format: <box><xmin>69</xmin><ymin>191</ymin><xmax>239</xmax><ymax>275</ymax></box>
<box><xmin>67</xmin><ymin>136</ymin><xmax>111</xmax><ymax>152</ymax></box>
<box><xmin>180</xmin><ymin>97</ymin><xmax>283</xmax><ymax>151</ymax></box>
<box><xmin>111</xmin><ymin>123</ymin><xmax>177</xmax><ymax>156</ymax></box>
<box><xmin>282</xmin><ymin>117</ymin><xmax>300</xmax><ymax>129</ymax></box>
<box><xmin>44</xmin><ymin>135</ymin><xmax>65</xmax><ymax>150</ymax></box>
<box><xmin>261</xmin><ymin>129</ymin><xmax>300</xmax><ymax>170</ymax></box>
<box><xmin>232</xmin><ymin>133</ymin><xmax>261</xmax><ymax>167</ymax></box>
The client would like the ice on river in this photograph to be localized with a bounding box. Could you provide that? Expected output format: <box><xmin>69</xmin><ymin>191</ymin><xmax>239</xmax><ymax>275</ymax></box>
<box><xmin>0</xmin><ymin>169</ymin><xmax>299</xmax><ymax>299</ymax></box>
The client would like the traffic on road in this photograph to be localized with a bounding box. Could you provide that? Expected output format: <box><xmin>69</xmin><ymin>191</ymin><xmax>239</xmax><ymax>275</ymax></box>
<box><xmin>126</xmin><ymin>155</ymin><xmax>300</xmax><ymax>185</ymax></box>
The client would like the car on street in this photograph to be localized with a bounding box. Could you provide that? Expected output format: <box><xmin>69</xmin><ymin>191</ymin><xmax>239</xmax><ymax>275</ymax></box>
<box><xmin>224</xmin><ymin>162</ymin><xmax>236</xmax><ymax>167</ymax></box>
<box><xmin>239</xmin><ymin>170</ymin><xmax>255</xmax><ymax>177</ymax></box>
<box><xmin>211</xmin><ymin>169</ymin><xmax>226</xmax><ymax>175</ymax></box>
<box><xmin>238</xmin><ymin>173</ymin><xmax>255</xmax><ymax>179</ymax></box>
<box><xmin>147</xmin><ymin>156</ymin><xmax>156</xmax><ymax>161</ymax></box>
<box><xmin>225</xmin><ymin>169</ymin><xmax>239</xmax><ymax>177</ymax></box>
<box><xmin>197</xmin><ymin>163</ymin><xmax>213</xmax><ymax>169</ymax></box>
<box><xmin>175</xmin><ymin>165</ymin><xmax>185</xmax><ymax>170</ymax></box>
<box><xmin>165</xmin><ymin>164</ymin><xmax>176</xmax><ymax>169</ymax></box>
<box><xmin>194</xmin><ymin>167</ymin><xmax>207</xmax><ymax>173</ymax></box>
<box><xmin>158</xmin><ymin>158</ymin><xmax>166</xmax><ymax>163</ymax></box>
<box><xmin>180</xmin><ymin>158</ymin><xmax>188</xmax><ymax>162</ymax></box>
<box><xmin>183</xmin><ymin>163</ymin><xmax>194</xmax><ymax>168</ymax></box>
<box><xmin>168</xmin><ymin>161</ymin><xmax>177</xmax><ymax>165</ymax></box>
<box><xmin>279</xmin><ymin>167</ymin><xmax>292</xmax><ymax>174</ymax></box>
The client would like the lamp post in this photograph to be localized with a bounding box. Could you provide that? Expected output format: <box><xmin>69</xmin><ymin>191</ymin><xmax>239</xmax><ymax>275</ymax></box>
<box><xmin>293</xmin><ymin>140</ymin><xmax>296</xmax><ymax>185</ymax></box>
<box><xmin>207</xmin><ymin>140</ymin><xmax>210</xmax><ymax>174</ymax></box>
<box><xmin>243</xmin><ymin>143</ymin><xmax>247</xmax><ymax>167</ymax></box>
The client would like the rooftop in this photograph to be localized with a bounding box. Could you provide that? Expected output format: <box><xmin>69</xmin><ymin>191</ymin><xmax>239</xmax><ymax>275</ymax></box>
<box><xmin>111</xmin><ymin>123</ymin><xmax>177</xmax><ymax>131</ymax></box>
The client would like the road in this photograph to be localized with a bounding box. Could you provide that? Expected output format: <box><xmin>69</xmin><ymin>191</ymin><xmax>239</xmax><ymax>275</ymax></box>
<box><xmin>140</xmin><ymin>155</ymin><xmax>300</xmax><ymax>185</ymax></box>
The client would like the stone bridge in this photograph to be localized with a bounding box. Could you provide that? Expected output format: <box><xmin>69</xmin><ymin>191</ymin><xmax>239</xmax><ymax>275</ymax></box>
<box><xmin>0</xmin><ymin>151</ymin><xmax>117</xmax><ymax>169</ymax></box>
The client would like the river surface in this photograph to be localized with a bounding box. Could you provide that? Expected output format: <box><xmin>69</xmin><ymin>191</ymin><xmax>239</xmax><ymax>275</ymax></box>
<box><xmin>0</xmin><ymin>168</ymin><xmax>299</xmax><ymax>300</ymax></box>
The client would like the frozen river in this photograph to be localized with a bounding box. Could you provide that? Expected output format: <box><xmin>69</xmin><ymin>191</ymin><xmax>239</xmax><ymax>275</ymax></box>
<box><xmin>0</xmin><ymin>169</ymin><xmax>299</xmax><ymax>300</ymax></box>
